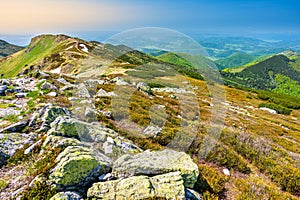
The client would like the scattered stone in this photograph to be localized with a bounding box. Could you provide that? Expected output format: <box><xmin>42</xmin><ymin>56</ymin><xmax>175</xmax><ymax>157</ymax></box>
<box><xmin>87</xmin><ymin>172</ymin><xmax>185</xmax><ymax>200</ymax></box>
<box><xmin>98</xmin><ymin>173</ymin><xmax>114</xmax><ymax>181</ymax></box>
<box><xmin>0</xmin><ymin>85</ymin><xmax>7</xmax><ymax>94</ymax></box>
<box><xmin>47</xmin><ymin>91</ymin><xmax>58</xmax><ymax>97</ymax></box>
<box><xmin>95</xmin><ymin>89</ymin><xmax>116</xmax><ymax>97</ymax></box>
<box><xmin>185</xmin><ymin>188</ymin><xmax>202</xmax><ymax>200</ymax></box>
<box><xmin>223</xmin><ymin>168</ymin><xmax>230</xmax><ymax>176</ymax></box>
<box><xmin>137</xmin><ymin>82</ymin><xmax>152</xmax><ymax>95</ymax></box>
<box><xmin>112</xmin><ymin>149</ymin><xmax>199</xmax><ymax>188</ymax></box>
<box><xmin>41</xmin><ymin>81</ymin><xmax>58</xmax><ymax>91</ymax></box>
<box><xmin>50</xmin><ymin>191</ymin><xmax>83</xmax><ymax>200</ymax></box>
<box><xmin>143</xmin><ymin>125</ymin><xmax>162</xmax><ymax>137</ymax></box>
<box><xmin>0</xmin><ymin>121</ymin><xmax>28</xmax><ymax>133</ymax></box>
<box><xmin>24</xmin><ymin>139</ymin><xmax>42</xmax><ymax>155</ymax></box>
<box><xmin>111</xmin><ymin>77</ymin><xmax>128</xmax><ymax>86</ymax></box>
<box><xmin>49</xmin><ymin>146</ymin><xmax>111</xmax><ymax>188</ymax></box>
<box><xmin>259</xmin><ymin>107</ymin><xmax>277</xmax><ymax>114</ymax></box>
<box><xmin>15</xmin><ymin>92</ymin><xmax>27</xmax><ymax>98</ymax></box>
<box><xmin>0</xmin><ymin>108</ymin><xmax>21</xmax><ymax>118</ymax></box>
<box><xmin>75</xmin><ymin>83</ymin><xmax>91</xmax><ymax>98</ymax></box>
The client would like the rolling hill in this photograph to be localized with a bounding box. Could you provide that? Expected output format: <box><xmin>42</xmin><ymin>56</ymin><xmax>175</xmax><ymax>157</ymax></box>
<box><xmin>0</xmin><ymin>40</ymin><xmax>23</xmax><ymax>58</ymax></box>
<box><xmin>221</xmin><ymin>54</ymin><xmax>300</xmax><ymax>97</ymax></box>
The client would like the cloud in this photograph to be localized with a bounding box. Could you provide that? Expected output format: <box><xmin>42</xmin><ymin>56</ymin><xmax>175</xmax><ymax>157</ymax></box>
<box><xmin>0</xmin><ymin>0</ymin><xmax>145</xmax><ymax>34</ymax></box>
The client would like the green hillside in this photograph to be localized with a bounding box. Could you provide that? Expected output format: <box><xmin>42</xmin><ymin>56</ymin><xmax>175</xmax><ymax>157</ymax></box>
<box><xmin>0</xmin><ymin>34</ymin><xmax>92</xmax><ymax>78</ymax></box>
<box><xmin>215</xmin><ymin>53</ymin><xmax>257</xmax><ymax>69</ymax></box>
<box><xmin>221</xmin><ymin>55</ymin><xmax>300</xmax><ymax>94</ymax></box>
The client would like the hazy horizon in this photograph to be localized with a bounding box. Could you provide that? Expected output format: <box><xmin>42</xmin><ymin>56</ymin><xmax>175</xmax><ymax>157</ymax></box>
<box><xmin>1</xmin><ymin>0</ymin><xmax>300</xmax><ymax>45</ymax></box>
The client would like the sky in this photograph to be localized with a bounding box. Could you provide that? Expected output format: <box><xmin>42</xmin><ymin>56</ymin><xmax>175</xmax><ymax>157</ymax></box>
<box><xmin>0</xmin><ymin>0</ymin><xmax>300</xmax><ymax>44</ymax></box>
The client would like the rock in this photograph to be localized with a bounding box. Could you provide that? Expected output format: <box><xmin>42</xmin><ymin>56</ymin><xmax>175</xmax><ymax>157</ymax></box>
<box><xmin>87</xmin><ymin>172</ymin><xmax>185</xmax><ymax>199</ymax></box>
<box><xmin>24</xmin><ymin>139</ymin><xmax>42</xmax><ymax>155</ymax></box>
<box><xmin>111</xmin><ymin>77</ymin><xmax>128</xmax><ymax>86</ymax></box>
<box><xmin>98</xmin><ymin>173</ymin><xmax>114</xmax><ymax>181</ymax></box>
<box><xmin>185</xmin><ymin>188</ymin><xmax>202</xmax><ymax>200</ymax></box>
<box><xmin>0</xmin><ymin>132</ymin><xmax>37</xmax><ymax>167</ymax></box>
<box><xmin>259</xmin><ymin>107</ymin><xmax>277</xmax><ymax>114</ymax></box>
<box><xmin>42</xmin><ymin>135</ymin><xmax>82</xmax><ymax>149</ymax></box>
<box><xmin>75</xmin><ymin>83</ymin><xmax>91</xmax><ymax>98</ymax></box>
<box><xmin>38</xmin><ymin>104</ymin><xmax>69</xmax><ymax>131</ymax></box>
<box><xmin>136</xmin><ymin>82</ymin><xmax>152</xmax><ymax>95</ymax></box>
<box><xmin>60</xmin><ymin>85</ymin><xmax>74</xmax><ymax>92</ymax></box>
<box><xmin>50</xmin><ymin>191</ymin><xmax>83</xmax><ymax>200</ymax></box>
<box><xmin>223</xmin><ymin>168</ymin><xmax>230</xmax><ymax>176</ymax></box>
<box><xmin>0</xmin><ymin>108</ymin><xmax>21</xmax><ymax>118</ymax></box>
<box><xmin>95</xmin><ymin>89</ymin><xmax>116</xmax><ymax>97</ymax></box>
<box><xmin>41</xmin><ymin>82</ymin><xmax>58</xmax><ymax>91</ymax></box>
<box><xmin>143</xmin><ymin>125</ymin><xmax>162</xmax><ymax>137</ymax></box>
<box><xmin>47</xmin><ymin>91</ymin><xmax>58</xmax><ymax>97</ymax></box>
<box><xmin>83</xmin><ymin>107</ymin><xmax>99</xmax><ymax>122</ymax></box>
<box><xmin>112</xmin><ymin>149</ymin><xmax>199</xmax><ymax>188</ymax></box>
<box><xmin>49</xmin><ymin>146</ymin><xmax>111</xmax><ymax>188</ymax></box>
<box><xmin>0</xmin><ymin>85</ymin><xmax>7</xmax><ymax>94</ymax></box>
<box><xmin>0</xmin><ymin>121</ymin><xmax>28</xmax><ymax>133</ymax></box>
<box><xmin>48</xmin><ymin>116</ymin><xmax>141</xmax><ymax>158</ymax></box>
<box><xmin>15</xmin><ymin>92</ymin><xmax>27</xmax><ymax>98</ymax></box>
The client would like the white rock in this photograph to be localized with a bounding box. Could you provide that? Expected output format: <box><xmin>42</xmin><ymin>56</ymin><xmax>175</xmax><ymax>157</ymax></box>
<box><xmin>223</xmin><ymin>168</ymin><xmax>230</xmax><ymax>176</ymax></box>
<box><xmin>47</xmin><ymin>92</ymin><xmax>57</xmax><ymax>97</ymax></box>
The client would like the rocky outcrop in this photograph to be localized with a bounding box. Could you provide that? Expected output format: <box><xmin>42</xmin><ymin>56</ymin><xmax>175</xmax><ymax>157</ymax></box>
<box><xmin>87</xmin><ymin>171</ymin><xmax>185</xmax><ymax>200</ymax></box>
<box><xmin>48</xmin><ymin>116</ymin><xmax>142</xmax><ymax>158</ymax></box>
<box><xmin>49</xmin><ymin>146</ymin><xmax>111</xmax><ymax>189</ymax></box>
<box><xmin>112</xmin><ymin>149</ymin><xmax>199</xmax><ymax>188</ymax></box>
<box><xmin>0</xmin><ymin>121</ymin><xmax>28</xmax><ymax>133</ymax></box>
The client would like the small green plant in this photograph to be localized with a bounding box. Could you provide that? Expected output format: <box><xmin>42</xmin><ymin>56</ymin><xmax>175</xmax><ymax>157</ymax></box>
<box><xmin>0</xmin><ymin>179</ymin><xmax>8</xmax><ymax>190</ymax></box>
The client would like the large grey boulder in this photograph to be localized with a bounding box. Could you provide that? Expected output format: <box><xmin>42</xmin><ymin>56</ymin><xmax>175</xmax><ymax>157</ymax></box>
<box><xmin>112</xmin><ymin>149</ymin><xmax>199</xmax><ymax>188</ymax></box>
<box><xmin>49</xmin><ymin>146</ymin><xmax>111</xmax><ymax>189</ymax></box>
<box><xmin>87</xmin><ymin>171</ymin><xmax>185</xmax><ymax>200</ymax></box>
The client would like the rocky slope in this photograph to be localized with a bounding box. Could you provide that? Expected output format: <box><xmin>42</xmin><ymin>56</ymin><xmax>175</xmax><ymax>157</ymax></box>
<box><xmin>0</xmin><ymin>34</ymin><xmax>299</xmax><ymax>199</ymax></box>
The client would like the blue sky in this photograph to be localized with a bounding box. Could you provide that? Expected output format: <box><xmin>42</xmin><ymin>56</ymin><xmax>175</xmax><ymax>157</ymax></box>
<box><xmin>0</xmin><ymin>0</ymin><xmax>299</xmax><ymax>44</ymax></box>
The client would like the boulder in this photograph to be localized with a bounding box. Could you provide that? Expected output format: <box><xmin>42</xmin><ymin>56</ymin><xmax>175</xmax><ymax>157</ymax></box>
<box><xmin>87</xmin><ymin>172</ymin><xmax>185</xmax><ymax>200</ymax></box>
<box><xmin>185</xmin><ymin>188</ymin><xmax>202</xmax><ymax>200</ymax></box>
<box><xmin>49</xmin><ymin>146</ymin><xmax>111</xmax><ymax>188</ymax></box>
<box><xmin>50</xmin><ymin>191</ymin><xmax>83</xmax><ymax>200</ymax></box>
<box><xmin>111</xmin><ymin>77</ymin><xmax>128</xmax><ymax>86</ymax></box>
<box><xmin>112</xmin><ymin>149</ymin><xmax>199</xmax><ymax>188</ymax></box>
<box><xmin>48</xmin><ymin>116</ymin><xmax>141</xmax><ymax>158</ymax></box>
